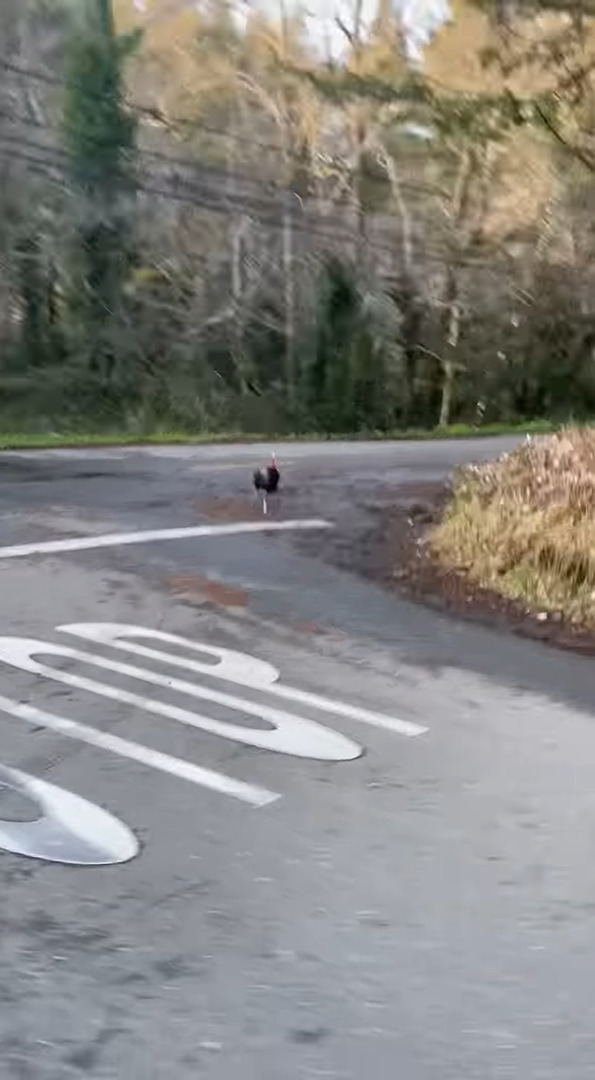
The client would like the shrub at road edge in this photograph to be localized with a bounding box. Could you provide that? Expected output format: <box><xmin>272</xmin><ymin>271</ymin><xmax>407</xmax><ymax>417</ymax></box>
<box><xmin>430</xmin><ymin>428</ymin><xmax>595</xmax><ymax>628</ymax></box>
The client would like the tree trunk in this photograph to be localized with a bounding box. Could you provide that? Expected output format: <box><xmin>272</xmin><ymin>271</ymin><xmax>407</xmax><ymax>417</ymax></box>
<box><xmin>439</xmin><ymin>265</ymin><xmax>461</xmax><ymax>427</ymax></box>
<box><xmin>353</xmin><ymin>118</ymin><xmax>367</xmax><ymax>264</ymax></box>
<box><xmin>283</xmin><ymin>196</ymin><xmax>295</xmax><ymax>407</ymax></box>
<box><xmin>437</xmin><ymin>148</ymin><xmax>473</xmax><ymax>427</ymax></box>
<box><xmin>226</xmin><ymin>101</ymin><xmax>250</xmax><ymax>393</ymax></box>
<box><xmin>439</xmin><ymin>359</ymin><xmax>455</xmax><ymax>427</ymax></box>
<box><xmin>230</xmin><ymin>214</ymin><xmax>248</xmax><ymax>392</ymax></box>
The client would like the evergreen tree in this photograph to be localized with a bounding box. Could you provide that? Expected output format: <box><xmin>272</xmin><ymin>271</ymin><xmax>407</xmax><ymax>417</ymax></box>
<box><xmin>62</xmin><ymin>0</ymin><xmax>140</xmax><ymax>411</ymax></box>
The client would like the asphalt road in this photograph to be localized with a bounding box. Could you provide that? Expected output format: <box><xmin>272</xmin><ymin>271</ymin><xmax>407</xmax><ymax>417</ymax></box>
<box><xmin>1</xmin><ymin>436</ymin><xmax>595</xmax><ymax>1080</ymax></box>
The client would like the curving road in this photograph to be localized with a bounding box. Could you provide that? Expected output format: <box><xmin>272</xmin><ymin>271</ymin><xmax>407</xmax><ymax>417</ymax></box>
<box><xmin>0</xmin><ymin>436</ymin><xmax>594</xmax><ymax>1080</ymax></box>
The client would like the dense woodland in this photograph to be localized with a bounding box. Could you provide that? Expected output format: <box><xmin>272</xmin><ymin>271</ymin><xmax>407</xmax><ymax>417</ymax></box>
<box><xmin>2</xmin><ymin>0</ymin><xmax>595</xmax><ymax>434</ymax></box>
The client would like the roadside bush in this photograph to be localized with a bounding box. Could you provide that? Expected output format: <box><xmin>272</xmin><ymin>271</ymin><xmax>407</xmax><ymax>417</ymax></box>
<box><xmin>430</xmin><ymin>427</ymin><xmax>595</xmax><ymax>626</ymax></box>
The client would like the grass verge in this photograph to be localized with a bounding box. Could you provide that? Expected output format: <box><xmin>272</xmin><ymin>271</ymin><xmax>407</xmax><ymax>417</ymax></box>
<box><xmin>430</xmin><ymin>426</ymin><xmax>595</xmax><ymax>627</ymax></box>
<box><xmin>0</xmin><ymin>418</ymin><xmax>559</xmax><ymax>451</ymax></box>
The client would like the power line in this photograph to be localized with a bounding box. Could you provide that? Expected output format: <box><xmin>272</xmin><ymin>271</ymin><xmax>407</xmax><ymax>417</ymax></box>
<box><xmin>0</xmin><ymin>102</ymin><xmax>444</xmax><ymax>236</ymax></box>
<box><xmin>0</xmin><ymin>139</ymin><xmax>469</xmax><ymax>269</ymax></box>
<box><xmin>0</xmin><ymin>102</ymin><xmax>440</xmax><ymax>211</ymax></box>
<box><xmin>0</xmin><ymin>116</ymin><xmax>284</xmax><ymax>194</ymax></box>
<box><xmin>0</xmin><ymin>135</ymin><xmax>468</xmax><ymax>269</ymax></box>
<box><xmin>0</xmin><ymin>53</ymin><xmax>438</xmax><ymax>169</ymax></box>
<box><xmin>0</xmin><ymin>143</ymin><xmax>489</xmax><ymax>274</ymax></box>
<box><xmin>0</xmin><ymin>55</ymin><xmax>292</xmax><ymax>156</ymax></box>
<box><xmin>0</xmin><ymin>55</ymin><xmax>449</xmax><ymax>218</ymax></box>
<box><xmin>0</xmin><ymin>130</ymin><xmax>302</xmax><ymax>229</ymax></box>
<box><xmin>0</xmin><ymin>100</ymin><xmax>439</xmax><ymax>199</ymax></box>
<box><xmin>0</xmin><ymin>139</ymin><xmax>370</xmax><ymax>251</ymax></box>
<box><xmin>0</xmin><ymin>129</ymin><xmax>447</xmax><ymax>265</ymax></box>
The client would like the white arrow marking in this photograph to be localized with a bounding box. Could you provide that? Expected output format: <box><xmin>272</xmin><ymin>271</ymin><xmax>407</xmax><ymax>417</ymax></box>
<box><xmin>0</xmin><ymin>519</ymin><xmax>331</xmax><ymax>560</ymax></box>
<box><xmin>62</xmin><ymin>623</ymin><xmax>428</xmax><ymax>738</ymax></box>
<box><xmin>0</xmin><ymin>695</ymin><xmax>278</xmax><ymax>808</ymax></box>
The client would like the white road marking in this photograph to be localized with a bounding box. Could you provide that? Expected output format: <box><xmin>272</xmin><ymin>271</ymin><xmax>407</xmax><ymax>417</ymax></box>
<box><xmin>62</xmin><ymin>633</ymin><xmax>281</xmax><ymax>687</ymax></box>
<box><xmin>0</xmin><ymin>694</ymin><xmax>278</xmax><ymax>808</ymax></box>
<box><xmin>62</xmin><ymin>624</ymin><xmax>428</xmax><ymax>739</ymax></box>
<box><xmin>265</xmin><ymin>683</ymin><xmax>426</xmax><ymax>738</ymax></box>
<box><xmin>0</xmin><ymin>764</ymin><xmax>139</xmax><ymax>865</ymax></box>
<box><xmin>0</xmin><ymin>518</ymin><xmax>332</xmax><ymax>560</ymax></box>
<box><xmin>0</xmin><ymin>622</ymin><xmax>423</xmax><ymax>820</ymax></box>
<box><xmin>0</xmin><ymin>638</ymin><xmax>362</xmax><ymax>761</ymax></box>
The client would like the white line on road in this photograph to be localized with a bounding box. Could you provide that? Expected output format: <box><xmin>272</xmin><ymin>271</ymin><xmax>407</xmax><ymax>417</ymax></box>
<box><xmin>267</xmin><ymin>682</ymin><xmax>427</xmax><ymax>738</ymax></box>
<box><xmin>62</xmin><ymin>624</ymin><xmax>428</xmax><ymax>739</ymax></box>
<box><xmin>0</xmin><ymin>519</ymin><xmax>332</xmax><ymax>560</ymax></box>
<box><xmin>0</xmin><ymin>694</ymin><xmax>279</xmax><ymax>808</ymax></box>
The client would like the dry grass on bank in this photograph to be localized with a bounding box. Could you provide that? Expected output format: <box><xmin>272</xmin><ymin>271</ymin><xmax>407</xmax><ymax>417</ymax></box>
<box><xmin>431</xmin><ymin>428</ymin><xmax>595</xmax><ymax>627</ymax></box>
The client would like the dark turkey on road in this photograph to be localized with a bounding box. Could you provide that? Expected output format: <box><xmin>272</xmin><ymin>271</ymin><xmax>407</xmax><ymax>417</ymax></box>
<box><xmin>253</xmin><ymin>454</ymin><xmax>280</xmax><ymax>495</ymax></box>
<box><xmin>253</xmin><ymin>453</ymin><xmax>280</xmax><ymax>515</ymax></box>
